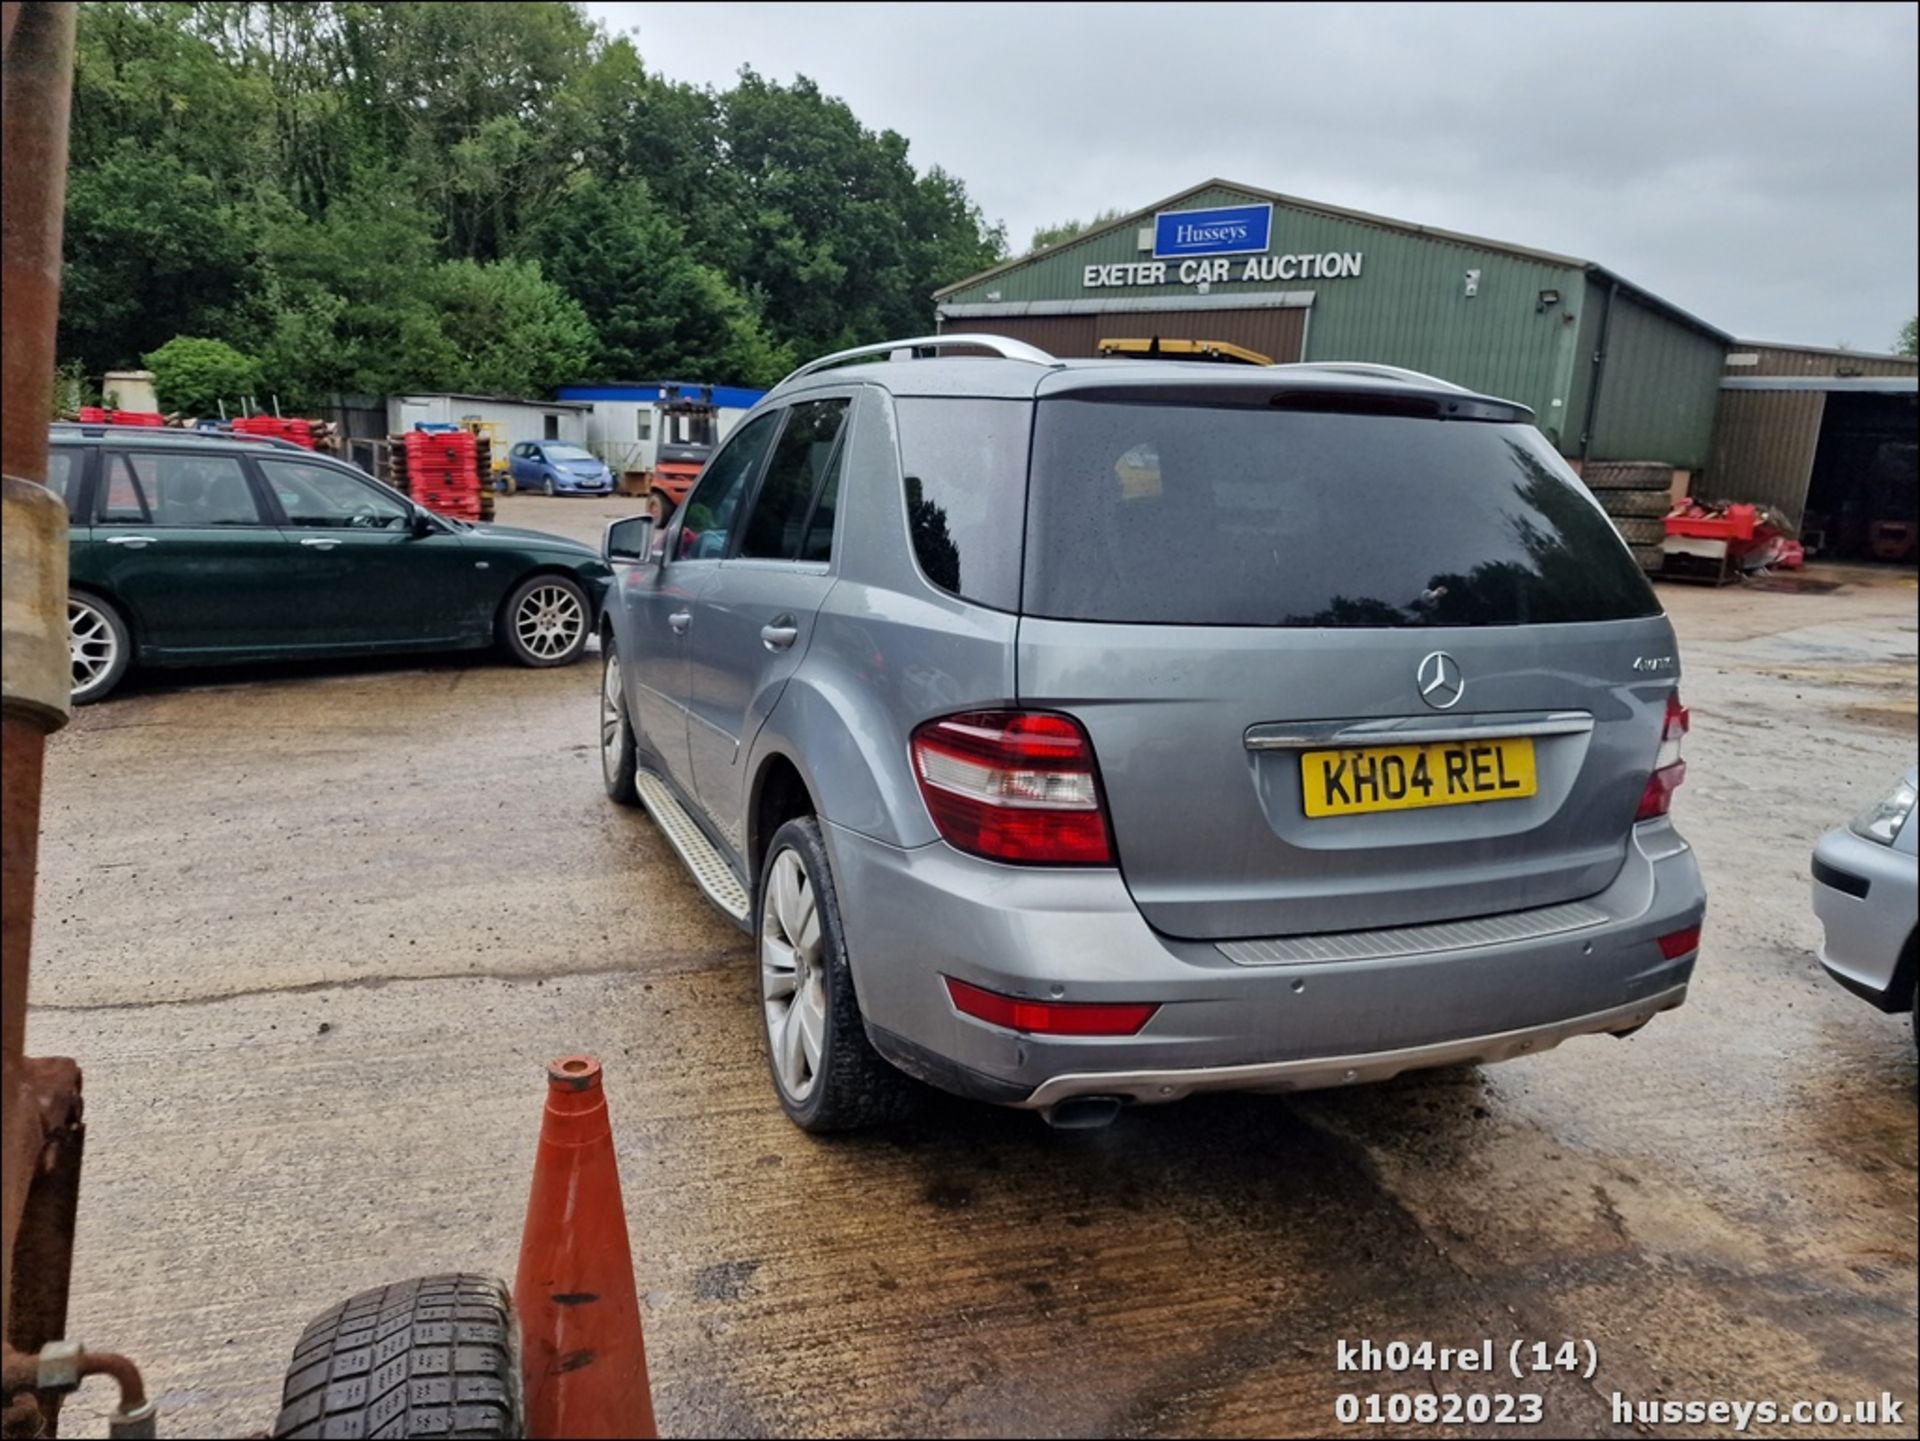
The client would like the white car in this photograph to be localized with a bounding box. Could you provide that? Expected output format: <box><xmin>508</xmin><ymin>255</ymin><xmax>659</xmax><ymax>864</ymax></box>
<box><xmin>1812</xmin><ymin>768</ymin><xmax>1919</xmax><ymax>1043</ymax></box>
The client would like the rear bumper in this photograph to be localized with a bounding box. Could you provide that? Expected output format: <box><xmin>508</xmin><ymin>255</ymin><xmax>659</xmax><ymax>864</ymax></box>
<box><xmin>827</xmin><ymin>819</ymin><xmax>1705</xmax><ymax>1110</ymax></box>
<box><xmin>1811</xmin><ymin>826</ymin><xmax>1916</xmax><ymax>1011</ymax></box>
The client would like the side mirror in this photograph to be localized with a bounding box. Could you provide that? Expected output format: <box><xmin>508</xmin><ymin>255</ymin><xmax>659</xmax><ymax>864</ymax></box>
<box><xmin>410</xmin><ymin>509</ymin><xmax>439</xmax><ymax>537</ymax></box>
<box><xmin>605</xmin><ymin>514</ymin><xmax>655</xmax><ymax>563</ymax></box>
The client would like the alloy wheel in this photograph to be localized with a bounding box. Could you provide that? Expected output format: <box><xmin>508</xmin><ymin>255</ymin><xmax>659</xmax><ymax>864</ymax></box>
<box><xmin>600</xmin><ymin>650</ymin><xmax>626</xmax><ymax>782</ymax></box>
<box><xmin>69</xmin><ymin>598</ymin><xmax>118</xmax><ymax>697</ymax></box>
<box><xmin>543</xmin><ymin>477</ymin><xmax>556</xmax><ymax>497</ymax></box>
<box><xmin>514</xmin><ymin>584</ymin><xmax>584</xmax><ymax>660</ymax></box>
<box><xmin>761</xmin><ymin>847</ymin><xmax>826</xmax><ymax>1101</ymax></box>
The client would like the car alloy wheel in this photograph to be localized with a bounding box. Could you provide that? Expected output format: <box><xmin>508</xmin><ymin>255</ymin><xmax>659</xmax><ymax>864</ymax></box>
<box><xmin>69</xmin><ymin>596</ymin><xmax>119</xmax><ymax>698</ymax></box>
<box><xmin>601</xmin><ymin>649</ymin><xmax>630</xmax><ymax>785</ymax></box>
<box><xmin>543</xmin><ymin>477</ymin><xmax>556</xmax><ymax>497</ymax></box>
<box><xmin>514</xmin><ymin>583</ymin><xmax>584</xmax><ymax>661</ymax></box>
<box><xmin>761</xmin><ymin>846</ymin><xmax>826</xmax><ymax>1103</ymax></box>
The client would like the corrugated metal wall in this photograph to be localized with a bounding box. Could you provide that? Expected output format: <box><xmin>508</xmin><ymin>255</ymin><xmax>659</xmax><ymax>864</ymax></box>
<box><xmin>1704</xmin><ymin>389</ymin><xmax>1826</xmax><ymax>524</ymax></box>
<box><xmin>1729</xmin><ymin>344</ymin><xmax>1918</xmax><ymax>378</ymax></box>
<box><xmin>1584</xmin><ymin>292</ymin><xmax>1725</xmax><ymax>468</ymax></box>
<box><xmin>935</xmin><ymin>307</ymin><xmax>1306</xmax><ymax>364</ymax></box>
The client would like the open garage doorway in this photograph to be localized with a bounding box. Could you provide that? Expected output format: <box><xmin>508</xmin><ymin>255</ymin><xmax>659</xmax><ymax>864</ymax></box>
<box><xmin>1802</xmin><ymin>392</ymin><xmax>1919</xmax><ymax>564</ymax></box>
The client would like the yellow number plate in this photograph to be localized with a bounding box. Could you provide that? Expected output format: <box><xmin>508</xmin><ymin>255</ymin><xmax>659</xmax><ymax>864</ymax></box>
<box><xmin>1300</xmin><ymin>737</ymin><xmax>1537</xmax><ymax>818</ymax></box>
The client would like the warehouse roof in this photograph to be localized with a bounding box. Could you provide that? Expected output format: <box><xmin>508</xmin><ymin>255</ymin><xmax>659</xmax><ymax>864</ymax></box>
<box><xmin>935</xmin><ymin>177</ymin><xmax>1732</xmax><ymax>342</ymax></box>
<box><xmin>1732</xmin><ymin>340</ymin><xmax>1918</xmax><ymax>366</ymax></box>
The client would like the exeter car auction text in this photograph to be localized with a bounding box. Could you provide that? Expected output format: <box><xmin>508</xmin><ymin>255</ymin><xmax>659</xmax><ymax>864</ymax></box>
<box><xmin>1083</xmin><ymin>251</ymin><xmax>1364</xmax><ymax>288</ymax></box>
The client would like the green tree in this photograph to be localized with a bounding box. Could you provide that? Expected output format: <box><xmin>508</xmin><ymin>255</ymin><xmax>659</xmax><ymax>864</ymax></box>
<box><xmin>1898</xmin><ymin>316</ymin><xmax>1918</xmax><ymax>358</ymax></box>
<box><xmin>1029</xmin><ymin>208</ymin><xmax>1125</xmax><ymax>252</ymax></box>
<box><xmin>431</xmin><ymin>258</ymin><xmax>597</xmax><ymax>396</ymax></box>
<box><xmin>60</xmin><ymin>145</ymin><xmax>263</xmax><ymax>373</ymax></box>
<box><xmin>524</xmin><ymin>178</ymin><xmax>790</xmax><ymax>386</ymax></box>
<box><xmin>717</xmin><ymin>69</ymin><xmax>1004</xmax><ymax>354</ymax></box>
<box><xmin>143</xmin><ymin>335</ymin><xmax>262</xmax><ymax>415</ymax></box>
<box><xmin>60</xmin><ymin>4</ymin><xmax>1009</xmax><ymax>396</ymax></box>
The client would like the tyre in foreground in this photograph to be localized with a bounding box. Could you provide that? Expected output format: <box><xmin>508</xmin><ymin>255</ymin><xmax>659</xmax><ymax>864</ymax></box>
<box><xmin>272</xmin><ymin>1274</ymin><xmax>522</xmax><ymax>1439</ymax></box>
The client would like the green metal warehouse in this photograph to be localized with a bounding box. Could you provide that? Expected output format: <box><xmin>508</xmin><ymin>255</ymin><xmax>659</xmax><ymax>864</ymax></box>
<box><xmin>934</xmin><ymin>179</ymin><xmax>1731</xmax><ymax>491</ymax></box>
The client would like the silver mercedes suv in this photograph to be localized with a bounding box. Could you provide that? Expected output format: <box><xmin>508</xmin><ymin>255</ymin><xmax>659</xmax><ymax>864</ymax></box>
<box><xmin>597</xmin><ymin>335</ymin><xmax>1707</xmax><ymax>1132</ymax></box>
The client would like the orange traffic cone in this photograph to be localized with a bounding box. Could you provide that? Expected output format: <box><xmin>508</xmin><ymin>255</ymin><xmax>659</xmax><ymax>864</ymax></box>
<box><xmin>514</xmin><ymin>1056</ymin><xmax>659</xmax><ymax>1439</ymax></box>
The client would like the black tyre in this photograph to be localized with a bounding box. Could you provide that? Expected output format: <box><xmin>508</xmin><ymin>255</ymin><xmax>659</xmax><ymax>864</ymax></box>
<box><xmin>1601</xmin><ymin>489</ymin><xmax>1675</xmax><ymax>519</ymax></box>
<box><xmin>68</xmin><ymin>591</ymin><xmax>131</xmax><ymax>705</ymax></box>
<box><xmin>272</xmin><ymin>1273</ymin><xmax>522</xmax><ymax>1440</ymax></box>
<box><xmin>1630</xmin><ymin>542</ymin><xmax>1666</xmax><ymax>572</ymax></box>
<box><xmin>647</xmin><ymin>489</ymin><xmax>674</xmax><ymax>525</ymax></box>
<box><xmin>1582</xmin><ymin>461</ymin><xmax>1674</xmax><ymax>491</ymax></box>
<box><xmin>500</xmin><ymin>575</ymin><xmax>590</xmax><ymax>668</ymax></box>
<box><xmin>1612</xmin><ymin>516</ymin><xmax>1666</xmax><ymax>547</ymax></box>
<box><xmin>756</xmin><ymin>815</ymin><xmax>916</xmax><ymax>1132</ymax></box>
<box><xmin>599</xmin><ymin>632</ymin><xmax>640</xmax><ymax>806</ymax></box>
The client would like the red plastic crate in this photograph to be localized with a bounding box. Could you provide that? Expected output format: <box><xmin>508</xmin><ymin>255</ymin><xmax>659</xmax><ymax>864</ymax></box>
<box><xmin>1664</xmin><ymin>504</ymin><xmax>1758</xmax><ymax>541</ymax></box>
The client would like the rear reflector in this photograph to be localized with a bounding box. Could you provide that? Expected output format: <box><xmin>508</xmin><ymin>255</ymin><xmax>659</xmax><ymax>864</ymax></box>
<box><xmin>944</xmin><ymin>977</ymin><xmax>1157</xmax><ymax>1036</ymax></box>
<box><xmin>1637</xmin><ymin>691</ymin><xmax>1691</xmax><ymax>821</ymax></box>
<box><xmin>1656</xmin><ymin>924</ymin><xmax>1702</xmax><ymax>960</ymax></box>
<box><xmin>911</xmin><ymin>710</ymin><xmax>1113</xmax><ymax>864</ymax></box>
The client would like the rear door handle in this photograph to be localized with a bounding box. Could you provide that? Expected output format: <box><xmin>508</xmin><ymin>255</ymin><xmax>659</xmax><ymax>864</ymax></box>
<box><xmin>760</xmin><ymin>615</ymin><xmax>799</xmax><ymax>651</ymax></box>
<box><xmin>300</xmin><ymin>537</ymin><xmax>342</xmax><ymax>550</ymax></box>
<box><xmin>668</xmin><ymin>610</ymin><xmax>692</xmax><ymax>634</ymax></box>
<box><xmin>106</xmin><ymin>535</ymin><xmax>159</xmax><ymax>546</ymax></box>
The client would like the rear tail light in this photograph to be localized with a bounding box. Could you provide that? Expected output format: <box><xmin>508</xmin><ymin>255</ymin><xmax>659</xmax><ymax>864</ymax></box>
<box><xmin>945</xmin><ymin>977</ymin><xmax>1157</xmax><ymax>1036</ymax></box>
<box><xmin>1657</xmin><ymin>924</ymin><xmax>1702</xmax><ymax>959</ymax></box>
<box><xmin>1636</xmin><ymin>690</ymin><xmax>1690</xmax><ymax>821</ymax></box>
<box><xmin>910</xmin><ymin>710</ymin><xmax>1114</xmax><ymax>864</ymax></box>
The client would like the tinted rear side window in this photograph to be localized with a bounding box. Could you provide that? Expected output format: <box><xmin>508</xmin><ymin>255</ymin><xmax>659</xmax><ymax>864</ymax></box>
<box><xmin>1024</xmin><ymin>400</ymin><xmax>1659</xmax><ymax>627</ymax></box>
<box><xmin>741</xmin><ymin>399</ymin><xmax>848</xmax><ymax>560</ymax></box>
<box><xmin>894</xmin><ymin>397</ymin><xmax>1030</xmax><ymax>610</ymax></box>
<box><xmin>45</xmin><ymin>449</ymin><xmax>77</xmax><ymax>510</ymax></box>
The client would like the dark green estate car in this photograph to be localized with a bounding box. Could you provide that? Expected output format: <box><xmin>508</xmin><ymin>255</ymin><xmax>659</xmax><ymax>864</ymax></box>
<box><xmin>48</xmin><ymin>425</ymin><xmax>613</xmax><ymax>703</ymax></box>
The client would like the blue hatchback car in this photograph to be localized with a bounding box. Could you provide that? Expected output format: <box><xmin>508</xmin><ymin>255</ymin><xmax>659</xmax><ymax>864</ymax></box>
<box><xmin>508</xmin><ymin>441</ymin><xmax>614</xmax><ymax>496</ymax></box>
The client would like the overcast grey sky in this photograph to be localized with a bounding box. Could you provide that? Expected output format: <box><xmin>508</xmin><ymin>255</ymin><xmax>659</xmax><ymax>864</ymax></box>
<box><xmin>588</xmin><ymin>2</ymin><xmax>1916</xmax><ymax>351</ymax></box>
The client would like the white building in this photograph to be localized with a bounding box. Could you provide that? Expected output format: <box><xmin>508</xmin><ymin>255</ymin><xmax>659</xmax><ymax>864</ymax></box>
<box><xmin>387</xmin><ymin>394</ymin><xmax>591</xmax><ymax>448</ymax></box>
<box><xmin>555</xmin><ymin>381</ymin><xmax>767</xmax><ymax>479</ymax></box>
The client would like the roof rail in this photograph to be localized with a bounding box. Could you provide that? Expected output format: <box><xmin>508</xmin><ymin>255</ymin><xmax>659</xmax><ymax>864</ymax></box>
<box><xmin>1278</xmin><ymin>361</ymin><xmax>1469</xmax><ymax>392</ymax></box>
<box><xmin>50</xmin><ymin>422</ymin><xmax>307</xmax><ymax>451</ymax></box>
<box><xmin>771</xmin><ymin>333</ymin><xmax>1056</xmax><ymax>392</ymax></box>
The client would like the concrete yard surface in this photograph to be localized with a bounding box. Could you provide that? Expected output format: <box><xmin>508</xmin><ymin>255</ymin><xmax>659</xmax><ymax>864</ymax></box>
<box><xmin>26</xmin><ymin>522</ymin><xmax>1919</xmax><ymax>1437</ymax></box>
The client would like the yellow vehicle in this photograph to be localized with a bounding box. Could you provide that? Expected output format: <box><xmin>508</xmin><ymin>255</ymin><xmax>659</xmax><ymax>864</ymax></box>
<box><xmin>457</xmin><ymin>417</ymin><xmax>510</xmax><ymax>481</ymax></box>
<box><xmin>1097</xmin><ymin>336</ymin><xmax>1272</xmax><ymax>365</ymax></box>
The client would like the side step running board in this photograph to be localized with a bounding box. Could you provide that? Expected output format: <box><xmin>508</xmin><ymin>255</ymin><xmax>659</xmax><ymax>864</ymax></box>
<box><xmin>635</xmin><ymin>771</ymin><xmax>751</xmax><ymax>922</ymax></box>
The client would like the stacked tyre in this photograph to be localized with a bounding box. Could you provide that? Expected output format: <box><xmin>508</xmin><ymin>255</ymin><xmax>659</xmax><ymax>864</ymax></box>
<box><xmin>1581</xmin><ymin>461</ymin><xmax>1672</xmax><ymax>574</ymax></box>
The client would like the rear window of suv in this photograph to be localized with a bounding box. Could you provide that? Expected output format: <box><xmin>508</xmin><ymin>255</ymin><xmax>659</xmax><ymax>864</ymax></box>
<box><xmin>1023</xmin><ymin>399</ymin><xmax>1660</xmax><ymax>627</ymax></box>
<box><xmin>895</xmin><ymin>397</ymin><xmax>1030</xmax><ymax>611</ymax></box>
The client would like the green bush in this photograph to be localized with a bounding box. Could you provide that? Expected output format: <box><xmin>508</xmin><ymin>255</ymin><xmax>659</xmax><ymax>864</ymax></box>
<box><xmin>142</xmin><ymin>335</ymin><xmax>261</xmax><ymax>417</ymax></box>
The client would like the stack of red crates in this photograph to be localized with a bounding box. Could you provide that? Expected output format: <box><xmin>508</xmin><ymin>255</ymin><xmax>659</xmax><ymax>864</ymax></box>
<box><xmin>403</xmin><ymin>430</ymin><xmax>481</xmax><ymax>520</ymax></box>
<box><xmin>75</xmin><ymin>406</ymin><xmax>164</xmax><ymax>426</ymax></box>
<box><xmin>231</xmin><ymin>415</ymin><xmax>318</xmax><ymax>450</ymax></box>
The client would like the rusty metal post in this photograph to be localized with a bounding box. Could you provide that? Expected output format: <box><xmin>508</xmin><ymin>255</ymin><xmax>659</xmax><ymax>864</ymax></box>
<box><xmin>2</xmin><ymin>3</ymin><xmax>83</xmax><ymax>1436</ymax></box>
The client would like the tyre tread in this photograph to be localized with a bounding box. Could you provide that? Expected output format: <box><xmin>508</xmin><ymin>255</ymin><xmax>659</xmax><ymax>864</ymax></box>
<box><xmin>271</xmin><ymin>1273</ymin><xmax>519</xmax><ymax>1440</ymax></box>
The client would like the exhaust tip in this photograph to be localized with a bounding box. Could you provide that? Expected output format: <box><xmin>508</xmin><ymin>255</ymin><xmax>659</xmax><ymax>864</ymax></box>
<box><xmin>1042</xmin><ymin>1096</ymin><xmax>1126</xmax><ymax>1130</ymax></box>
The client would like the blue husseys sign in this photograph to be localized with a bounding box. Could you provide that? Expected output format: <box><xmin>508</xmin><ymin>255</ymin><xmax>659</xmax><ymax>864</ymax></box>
<box><xmin>1153</xmin><ymin>202</ymin><xmax>1273</xmax><ymax>259</ymax></box>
